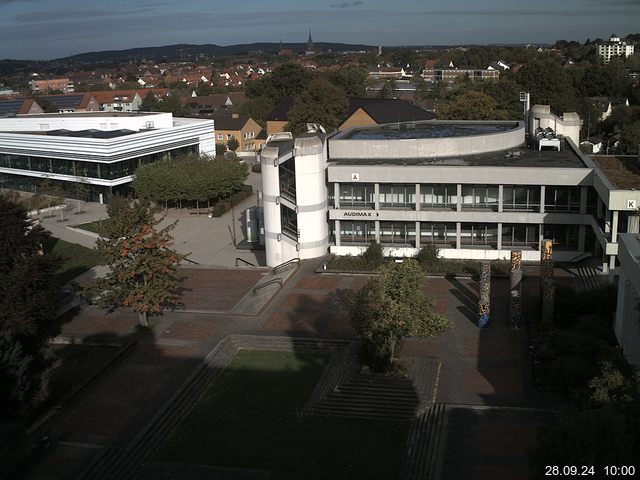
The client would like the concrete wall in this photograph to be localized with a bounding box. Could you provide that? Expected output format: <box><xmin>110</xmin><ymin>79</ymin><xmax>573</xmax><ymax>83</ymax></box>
<box><xmin>529</xmin><ymin>105</ymin><xmax>581</xmax><ymax>146</ymax></box>
<box><xmin>294</xmin><ymin>135</ymin><xmax>329</xmax><ymax>260</ymax></box>
<box><xmin>615</xmin><ymin>233</ymin><xmax>640</xmax><ymax>368</ymax></box>
<box><xmin>4</xmin><ymin>112</ymin><xmax>174</xmax><ymax>131</ymax></box>
<box><xmin>330</xmin><ymin>121</ymin><xmax>525</xmax><ymax>159</ymax></box>
<box><xmin>328</xmin><ymin>164</ymin><xmax>591</xmax><ymax>186</ymax></box>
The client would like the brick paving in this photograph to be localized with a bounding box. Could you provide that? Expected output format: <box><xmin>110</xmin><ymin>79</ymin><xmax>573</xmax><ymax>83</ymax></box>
<box><xmin>18</xmin><ymin>262</ymin><xmax>556</xmax><ymax>480</ymax></box>
<box><xmin>178</xmin><ymin>268</ymin><xmax>263</xmax><ymax>310</ymax></box>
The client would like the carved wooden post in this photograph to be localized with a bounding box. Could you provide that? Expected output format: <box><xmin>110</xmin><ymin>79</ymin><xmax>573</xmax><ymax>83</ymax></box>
<box><xmin>478</xmin><ymin>260</ymin><xmax>491</xmax><ymax>328</ymax></box>
<box><xmin>510</xmin><ymin>250</ymin><xmax>523</xmax><ymax>329</ymax></box>
<box><xmin>540</xmin><ymin>239</ymin><xmax>555</xmax><ymax>324</ymax></box>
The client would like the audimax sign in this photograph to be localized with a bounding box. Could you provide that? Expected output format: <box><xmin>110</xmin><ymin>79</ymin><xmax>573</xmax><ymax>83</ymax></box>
<box><xmin>343</xmin><ymin>211</ymin><xmax>380</xmax><ymax>217</ymax></box>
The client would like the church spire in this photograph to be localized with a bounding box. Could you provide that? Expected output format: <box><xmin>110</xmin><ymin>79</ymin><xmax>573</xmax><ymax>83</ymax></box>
<box><xmin>307</xmin><ymin>30</ymin><xmax>314</xmax><ymax>52</ymax></box>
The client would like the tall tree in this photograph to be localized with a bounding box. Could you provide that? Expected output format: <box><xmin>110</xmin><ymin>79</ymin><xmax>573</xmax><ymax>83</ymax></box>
<box><xmin>342</xmin><ymin>259</ymin><xmax>451</xmax><ymax>371</ymax></box>
<box><xmin>91</xmin><ymin>198</ymin><xmax>185</xmax><ymax>327</ymax></box>
<box><xmin>516</xmin><ymin>59</ymin><xmax>577</xmax><ymax>114</ymax></box>
<box><xmin>438</xmin><ymin>90</ymin><xmax>506</xmax><ymax>120</ymax></box>
<box><xmin>286</xmin><ymin>77</ymin><xmax>348</xmax><ymax>134</ymax></box>
<box><xmin>0</xmin><ymin>195</ymin><xmax>59</xmax><ymax>416</ymax></box>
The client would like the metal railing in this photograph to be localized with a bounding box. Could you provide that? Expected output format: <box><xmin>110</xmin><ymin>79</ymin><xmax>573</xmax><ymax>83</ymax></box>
<box><xmin>253</xmin><ymin>278</ymin><xmax>283</xmax><ymax>296</ymax></box>
<box><xmin>567</xmin><ymin>251</ymin><xmax>592</xmax><ymax>263</ymax></box>
<box><xmin>272</xmin><ymin>257</ymin><xmax>300</xmax><ymax>274</ymax></box>
<box><xmin>235</xmin><ymin>257</ymin><xmax>256</xmax><ymax>267</ymax></box>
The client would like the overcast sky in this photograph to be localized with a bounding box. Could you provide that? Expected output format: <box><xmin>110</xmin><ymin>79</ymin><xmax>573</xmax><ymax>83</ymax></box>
<box><xmin>1</xmin><ymin>0</ymin><xmax>638</xmax><ymax>60</ymax></box>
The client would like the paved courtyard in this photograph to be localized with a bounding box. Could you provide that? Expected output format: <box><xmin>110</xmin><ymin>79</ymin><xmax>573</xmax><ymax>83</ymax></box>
<box><xmin>13</xmin><ymin>260</ymin><xmax>554</xmax><ymax>480</ymax></box>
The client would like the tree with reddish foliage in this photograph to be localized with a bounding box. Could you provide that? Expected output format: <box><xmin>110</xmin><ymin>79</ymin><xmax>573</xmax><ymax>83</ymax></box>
<box><xmin>91</xmin><ymin>197</ymin><xmax>186</xmax><ymax>327</ymax></box>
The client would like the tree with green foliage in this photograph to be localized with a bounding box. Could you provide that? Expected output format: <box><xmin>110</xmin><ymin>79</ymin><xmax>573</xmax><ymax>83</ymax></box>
<box><xmin>286</xmin><ymin>77</ymin><xmax>348</xmax><ymax>134</ymax></box>
<box><xmin>438</xmin><ymin>90</ymin><xmax>507</xmax><ymax>120</ymax></box>
<box><xmin>91</xmin><ymin>197</ymin><xmax>185</xmax><ymax>327</ymax></box>
<box><xmin>132</xmin><ymin>154</ymin><xmax>248</xmax><ymax>209</ymax></box>
<box><xmin>378</xmin><ymin>79</ymin><xmax>396</xmax><ymax>99</ymax></box>
<box><xmin>342</xmin><ymin>259</ymin><xmax>451</xmax><ymax>371</ymax></box>
<box><xmin>226</xmin><ymin>136</ymin><xmax>239</xmax><ymax>152</ymax></box>
<box><xmin>240</xmin><ymin>63</ymin><xmax>315</xmax><ymax>124</ymax></box>
<box><xmin>619</xmin><ymin>121</ymin><xmax>640</xmax><ymax>155</ymax></box>
<box><xmin>139</xmin><ymin>91</ymin><xmax>160</xmax><ymax>111</ymax></box>
<box><xmin>516</xmin><ymin>59</ymin><xmax>577</xmax><ymax>113</ymax></box>
<box><xmin>215</xmin><ymin>143</ymin><xmax>227</xmax><ymax>156</ymax></box>
<box><xmin>323</xmin><ymin>66</ymin><xmax>368</xmax><ymax>97</ymax></box>
<box><xmin>0</xmin><ymin>195</ymin><xmax>60</xmax><ymax>416</ymax></box>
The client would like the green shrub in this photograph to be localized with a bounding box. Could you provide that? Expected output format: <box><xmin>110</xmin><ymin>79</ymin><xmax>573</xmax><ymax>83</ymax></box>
<box><xmin>251</xmin><ymin>163</ymin><xmax>262</xmax><ymax>173</ymax></box>
<box><xmin>415</xmin><ymin>245</ymin><xmax>439</xmax><ymax>270</ymax></box>
<box><xmin>362</xmin><ymin>242</ymin><xmax>384</xmax><ymax>269</ymax></box>
<box><xmin>546</xmin><ymin>355</ymin><xmax>599</xmax><ymax>390</ymax></box>
<box><xmin>212</xmin><ymin>202</ymin><xmax>231</xmax><ymax>217</ymax></box>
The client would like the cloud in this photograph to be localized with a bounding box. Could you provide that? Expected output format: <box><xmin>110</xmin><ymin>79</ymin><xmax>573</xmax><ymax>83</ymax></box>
<box><xmin>331</xmin><ymin>1</ymin><xmax>363</xmax><ymax>8</ymax></box>
<box><xmin>591</xmin><ymin>0</ymin><xmax>640</xmax><ymax>4</ymax></box>
<box><xmin>0</xmin><ymin>0</ymin><xmax>38</xmax><ymax>5</ymax></box>
<box><xmin>422</xmin><ymin>7</ymin><xmax>639</xmax><ymax>16</ymax></box>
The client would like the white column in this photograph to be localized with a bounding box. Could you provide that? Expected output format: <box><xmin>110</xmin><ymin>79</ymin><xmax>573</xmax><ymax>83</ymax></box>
<box><xmin>415</xmin><ymin>221</ymin><xmax>421</xmax><ymax>248</ymax></box>
<box><xmin>415</xmin><ymin>183</ymin><xmax>421</xmax><ymax>211</ymax></box>
<box><xmin>375</xmin><ymin>220</ymin><xmax>380</xmax><ymax>243</ymax></box>
<box><xmin>334</xmin><ymin>182</ymin><xmax>340</xmax><ymax>209</ymax></box>
<box><xmin>374</xmin><ymin>183</ymin><xmax>380</xmax><ymax>210</ymax></box>
<box><xmin>498</xmin><ymin>185</ymin><xmax>504</xmax><ymax>213</ymax></box>
<box><xmin>335</xmin><ymin>220</ymin><xmax>341</xmax><ymax>246</ymax></box>
<box><xmin>457</xmin><ymin>184</ymin><xmax>462</xmax><ymax>212</ymax></box>
<box><xmin>539</xmin><ymin>185</ymin><xmax>545</xmax><ymax>214</ymax></box>
<box><xmin>611</xmin><ymin>211</ymin><xmax>619</xmax><ymax>243</ymax></box>
<box><xmin>497</xmin><ymin>223</ymin><xmax>502</xmax><ymax>250</ymax></box>
<box><xmin>456</xmin><ymin>222</ymin><xmax>461</xmax><ymax>249</ymax></box>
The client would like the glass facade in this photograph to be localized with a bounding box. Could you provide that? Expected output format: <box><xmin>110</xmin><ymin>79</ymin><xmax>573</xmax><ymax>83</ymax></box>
<box><xmin>543</xmin><ymin>224</ymin><xmax>579</xmax><ymax>250</ymax></box>
<box><xmin>0</xmin><ymin>145</ymin><xmax>197</xmax><ymax>182</ymax></box>
<box><xmin>544</xmin><ymin>186</ymin><xmax>581</xmax><ymax>212</ymax></box>
<box><xmin>503</xmin><ymin>186</ymin><xmax>541</xmax><ymax>211</ymax></box>
<box><xmin>461</xmin><ymin>185</ymin><xmax>499</xmax><ymax>210</ymax></box>
<box><xmin>339</xmin><ymin>183</ymin><xmax>375</xmax><ymax>209</ymax></box>
<box><xmin>420</xmin><ymin>184</ymin><xmax>457</xmax><ymax>209</ymax></box>
<box><xmin>420</xmin><ymin>222</ymin><xmax>456</xmax><ymax>247</ymax></box>
<box><xmin>279</xmin><ymin>158</ymin><xmax>296</xmax><ymax>202</ymax></box>
<box><xmin>379</xmin><ymin>221</ymin><xmax>416</xmax><ymax>246</ymax></box>
<box><xmin>502</xmin><ymin>224</ymin><xmax>539</xmax><ymax>249</ymax></box>
<box><xmin>280</xmin><ymin>204</ymin><xmax>298</xmax><ymax>240</ymax></box>
<box><xmin>461</xmin><ymin>223</ymin><xmax>498</xmax><ymax>248</ymax></box>
<box><xmin>340</xmin><ymin>221</ymin><xmax>375</xmax><ymax>244</ymax></box>
<box><xmin>379</xmin><ymin>184</ymin><xmax>415</xmax><ymax>209</ymax></box>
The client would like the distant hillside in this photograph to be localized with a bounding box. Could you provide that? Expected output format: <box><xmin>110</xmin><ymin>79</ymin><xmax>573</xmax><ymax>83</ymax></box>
<box><xmin>54</xmin><ymin>42</ymin><xmax>375</xmax><ymax>64</ymax></box>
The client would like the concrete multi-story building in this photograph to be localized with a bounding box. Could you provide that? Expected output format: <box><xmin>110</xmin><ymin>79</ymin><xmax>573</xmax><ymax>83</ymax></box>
<box><xmin>29</xmin><ymin>78</ymin><xmax>74</xmax><ymax>94</ymax></box>
<box><xmin>421</xmin><ymin>66</ymin><xmax>499</xmax><ymax>83</ymax></box>
<box><xmin>614</xmin><ymin>233</ymin><xmax>640</xmax><ymax>368</ymax></box>
<box><xmin>259</xmin><ymin>108</ymin><xmax>640</xmax><ymax>275</ymax></box>
<box><xmin>597</xmin><ymin>34</ymin><xmax>635</xmax><ymax>64</ymax></box>
<box><xmin>0</xmin><ymin>112</ymin><xmax>215</xmax><ymax>203</ymax></box>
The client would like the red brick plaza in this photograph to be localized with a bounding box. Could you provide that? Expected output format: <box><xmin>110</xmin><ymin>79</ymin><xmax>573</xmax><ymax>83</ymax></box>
<box><xmin>20</xmin><ymin>263</ymin><xmax>545</xmax><ymax>480</ymax></box>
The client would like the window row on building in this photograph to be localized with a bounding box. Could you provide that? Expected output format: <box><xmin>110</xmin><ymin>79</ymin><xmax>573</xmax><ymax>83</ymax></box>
<box><xmin>0</xmin><ymin>145</ymin><xmax>197</xmax><ymax>181</ymax></box>
<box><xmin>332</xmin><ymin>183</ymin><xmax>597</xmax><ymax>213</ymax></box>
<box><xmin>335</xmin><ymin>221</ymin><xmax>589</xmax><ymax>251</ymax></box>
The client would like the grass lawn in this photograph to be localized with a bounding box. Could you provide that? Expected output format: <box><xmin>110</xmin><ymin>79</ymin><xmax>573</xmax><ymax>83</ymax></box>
<box><xmin>155</xmin><ymin>350</ymin><xmax>409</xmax><ymax>479</ymax></box>
<box><xmin>42</xmin><ymin>237</ymin><xmax>99</xmax><ymax>286</ymax></box>
<box><xmin>72</xmin><ymin>219</ymin><xmax>110</xmax><ymax>234</ymax></box>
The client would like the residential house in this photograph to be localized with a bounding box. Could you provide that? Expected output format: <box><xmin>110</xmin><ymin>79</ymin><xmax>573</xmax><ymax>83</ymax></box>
<box><xmin>0</xmin><ymin>98</ymin><xmax>44</xmax><ymax>117</ymax></box>
<box><xmin>368</xmin><ymin>66</ymin><xmax>408</xmax><ymax>80</ymax></box>
<box><xmin>213</xmin><ymin>114</ymin><xmax>263</xmax><ymax>152</ymax></box>
<box><xmin>92</xmin><ymin>90</ymin><xmax>143</xmax><ymax>112</ymax></box>
<box><xmin>338</xmin><ymin>98</ymin><xmax>435</xmax><ymax>131</ymax></box>
<box><xmin>182</xmin><ymin>93</ymin><xmax>246</xmax><ymax>117</ymax></box>
<box><xmin>29</xmin><ymin>77</ymin><xmax>74</xmax><ymax>94</ymax></box>
<box><xmin>589</xmin><ymin>97</ymin><xmax>630</xmax><ymax>121</ymax></box>
<box><xmin>40</xmin><ymin>93</ymin><xmax>99</xmax><ymax>113</ymax></box>
<box><xmin>266</xmin><ymin>97</ymin><xmax>294</xmax><ymax>136</ymax></box>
